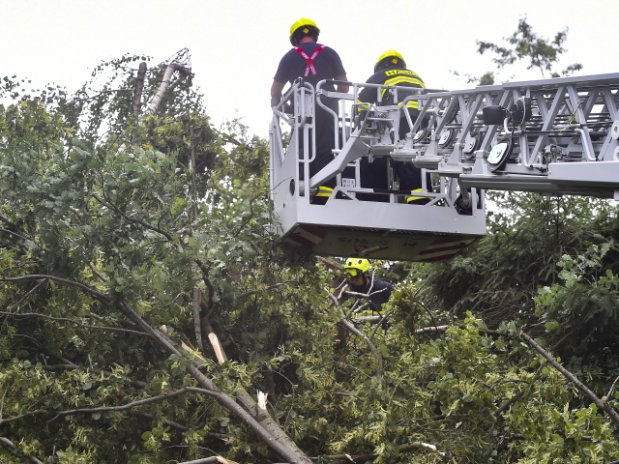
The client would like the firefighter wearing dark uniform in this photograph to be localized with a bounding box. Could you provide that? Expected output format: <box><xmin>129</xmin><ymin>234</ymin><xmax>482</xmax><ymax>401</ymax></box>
<box><xmin>359</xmin><ymin>50</ymin><xmax>425</xmax><ymax>138</ymax></box>
<box><xmin>358</xmin><ymin>50</ymin><xmax>427</xmax><ymax>202</ymax></box>
<box><xmin>341</xmin><ymin>258</ymin><xmax>393</xmax><ymax>315</ymax></box>
<box><xmin>271</xmin><ymin>18</ymin><xmax>349</xmax><ymax>201</ymax></box>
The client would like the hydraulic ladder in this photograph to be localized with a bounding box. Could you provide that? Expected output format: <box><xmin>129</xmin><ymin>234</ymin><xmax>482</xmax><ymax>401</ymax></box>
<box><xmin>269</xmin><ymin>73</ymin><xmax>619</xmax><ymax>262</ymax></box>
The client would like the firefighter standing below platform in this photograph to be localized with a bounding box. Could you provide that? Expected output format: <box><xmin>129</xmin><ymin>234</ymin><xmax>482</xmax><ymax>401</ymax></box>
<box><xmin>358</xmin><ymin>50</ymin><xmax>427</xmax><ymax>202</ymax></box>
<box><xmin>271</xmin><ymin>18</ymin><xmax>349</xmax><ymax>201</ymax></box>
<box><xmin>337</xmin><ymin>258</ymin><xmax>393</xmax><ymax>321</ymax></box>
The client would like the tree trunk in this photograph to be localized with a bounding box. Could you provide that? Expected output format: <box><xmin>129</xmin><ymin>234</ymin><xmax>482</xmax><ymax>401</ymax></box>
<box><xmin>132</xmin><ymin>62</ymin><xmax>147</xmax><ymax>117</ymax></box>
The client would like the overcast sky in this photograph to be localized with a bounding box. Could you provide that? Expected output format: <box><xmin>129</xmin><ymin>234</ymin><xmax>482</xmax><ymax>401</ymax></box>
<box><xmin>2</xmin><ymin>0</ymin><xmax>617</xmax><ymax>137</ymax></box>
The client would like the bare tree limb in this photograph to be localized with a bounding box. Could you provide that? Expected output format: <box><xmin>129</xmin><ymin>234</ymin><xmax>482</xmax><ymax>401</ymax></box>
<box><xmin>316</xmin><ymin>441</ymin><xmax>448</xmax><ymax>462</ymax></box>
<box><xmin>0</xmin><ymin>311</ymin><xmax>147</xmax><ymax>336</ymax></box>
<box><xmin>606</xmin><ymin>375</ymin><xmax>619</xmax><ymax>400</ymax></box>
<box><xmin>330</xmin><ymin>294</ymin><xmax>383</xmax><ymax>379</ymax></box>
<box><xmin>0</xmin><ymin>227</ymin><xmax>30</xmax><ymax>242</ymax></box>
<box><xmin>196</xmin><ymin>259</ymin><xmax>215</xmax><ymax>310</ymax></box>
<box><xmin>1</xmin><ymin>274</ymin><xmax>109</xmax><ymax>303</ymax></box>
<box><xmin>519</xmin><ymin>330</ymin><xmax>619</xmax><ymax>426</ymax></box>
<box><xmin>50</xmin><ymin>387</ymin><xmax>218</xmax><ymax>422</ymax></box>
<box><xmin>178</xmin><ymin>456</ymin><xmax>238</xmax><ymax>464</ymax></box>
<box><xmin>316</xmin><ymin>256</ymin><xmax>343</xmax><ymax>271</ymax></box>
<box><xmin>414</xmin><ymin>325</ymin><xmax>450</xmax><ymax>336</ymax></box>
<box><xmin>207</xmin><ymin>332</ymin><xmax>227</xmax><ymax>365</ymax></box>
<box><xmin>193</xmin><ymin>288</ymin><xmax>205</xmax><ymax>351</ymax></box>
<box><xmin>0</xmin><ymin>410</ymin><xmax>45</xmax><ymax>426</ymax></box>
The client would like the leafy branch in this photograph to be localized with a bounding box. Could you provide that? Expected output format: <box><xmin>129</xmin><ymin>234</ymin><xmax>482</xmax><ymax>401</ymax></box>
<box><xmin>476</xmin><ymin>17</ymin><xmax>582</xmax><ymax>83</ymax></box>
<box><xmin>519</xmin><ymin>330</ymin><xmax>619</xmax><ymax>426</ymax></box>
<box><xmin>0</xmin><ymin>437</ymin><xmax>43</xmax><ymax>464</ymax></box>
<box><xmin>0</xmin><ymin>310</ymin><xmax>148</xmax><ymax>336</ymax></box>
<box><xmin>2</xmin><ymin>273</ymin><xmax>313</xmax><ymax>463</ymax></box>
<box><xmin>50</xmin><ymin>386</ymin><xmax>217</xmax><ymax>421</ymax></box>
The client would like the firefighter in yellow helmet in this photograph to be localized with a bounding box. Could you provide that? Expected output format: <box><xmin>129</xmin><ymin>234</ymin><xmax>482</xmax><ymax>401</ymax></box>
<box><xmin>271</xmin><ymin>18</ymin><xmax>349</xmax><ymax>203</ymax></box>
<box><xmin>338</xmin><ymin>258</ymin><xmax>393</xmax><ymax>314</ymax></box>
<box><xmin>272</xmin><ymin>18</ymin><xmax>348</xmax><ymax>103</ymax></box>
<box><xmin>358</xmin><ymin>51</ymin><xmax>428</xmax><ymax>204</ymax></box>
<box><xmin>359</xmin><ymin>50</ymin><xmax>426</xmax><ymax>137</ymax></box>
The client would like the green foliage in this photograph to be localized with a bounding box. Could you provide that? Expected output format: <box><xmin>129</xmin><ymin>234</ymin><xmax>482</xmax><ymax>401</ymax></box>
<box><xmin>535</xmin><ymin>241</ymin><xmax>619</xmax><ymax>374</ymax></box>
<box><xmin>476</xmin><ymin>16</ymin><xmax>583</xmax><ymax>83</ymax></box>
<box><xmin>415</xmin><ymin>192</ymin><xmax>619</xmax><ymax>459</ymax></box>
<box><xmin>0</xmin><ymin>60</ymin><xmax>249</xmax><ymax>462</ymax></box>
<box><xmin>420</xmin><ymin>193</ymin><xmax>617</xmax><ymax>324</ymax></box>
<box><xmin>0</xmin><ymin>43</ymin><xmax>617</xmax><ymax>463</ymax></box>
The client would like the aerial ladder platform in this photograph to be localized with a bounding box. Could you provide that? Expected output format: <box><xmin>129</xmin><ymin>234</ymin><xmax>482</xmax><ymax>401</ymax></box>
<box><xmin>269</xmin><ymin>73</ymin><xmax>619</xmax><ymax>262</ymax></box>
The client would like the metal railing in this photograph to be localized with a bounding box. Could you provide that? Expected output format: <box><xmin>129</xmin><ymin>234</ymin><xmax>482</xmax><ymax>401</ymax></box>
<box><xmin>270</xmin><ymin>78</ymin><xmax>479</xmax><ymax>208</ymax></box>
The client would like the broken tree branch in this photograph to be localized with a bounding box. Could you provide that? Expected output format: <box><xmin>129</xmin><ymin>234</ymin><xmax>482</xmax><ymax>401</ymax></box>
<box><xmin>178</xmin><ymin>456</ymin><xmax>238</xmax><ymax>464</ymax></box>
<box><xmin>204</xmin><ymin>320</ymin><xmax>312</xmax><ymax>463</ymax></box>
<box><xmin>116</xmin><ymin>300</ymin><xmax>312</xmax><ymax>464</ymax></box>
<box><xmin>414</xmin><ymin>325</ymin><xmax>450</xmax><ymax>336</ymax></box>
<box><xmin>147</xmin><ymin>62</ymin><xmax>191</xmax><ymax>114</ymax></box>
<box><xmin>316</xmin><ymin>256</ymin><xmax>343</xmax><ymax>271</ymax></box>
<box><xmin>317</xmin><ymin>440</ymin><xmax>448</xmax><ymax>462</ymax></box>
<box><xmin>132</xmin><ymin>61</ymin><xmax>147</xmax><ymax>117</ymax></box>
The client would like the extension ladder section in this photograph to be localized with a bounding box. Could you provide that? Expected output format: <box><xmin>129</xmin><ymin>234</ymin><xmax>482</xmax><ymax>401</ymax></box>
<box><xmin>411</xmin><ymin>73</ymin><xmax>619</xmax><ymax>198</ymax></box>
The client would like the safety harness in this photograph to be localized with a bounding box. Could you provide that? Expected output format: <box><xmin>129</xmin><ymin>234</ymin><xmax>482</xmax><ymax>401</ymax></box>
<box><xmin>294</xmin><ymin>45</ymin><xmax>325</xmax><ymax>77</ymax></box>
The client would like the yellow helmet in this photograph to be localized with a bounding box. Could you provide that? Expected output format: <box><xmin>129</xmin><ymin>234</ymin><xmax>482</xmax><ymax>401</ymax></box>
<box><xmin>289</xmin><ymin>17</ymin><xmax>320</xmax><ymax>45</ymax></box>
<box><xmin>374</xmin><ymin>49</ymin><xmax>406</xmax><ymax>73</ymax></box>
<box><xmin>344</xmin><ymin>257</ymin><xmax>370</xmax><ymax>278</ymax></box>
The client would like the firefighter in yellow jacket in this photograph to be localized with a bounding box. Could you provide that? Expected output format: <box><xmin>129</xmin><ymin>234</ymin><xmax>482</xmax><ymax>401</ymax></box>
<box><xmin>358</xmin><ymin>50</ymin><xmax>428</xmax><ymax>202</ymax></box>
<box><xmin>358</xmin><ymin>50</ymin><xmax>425</xmax><ymax>139</ymax></box>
